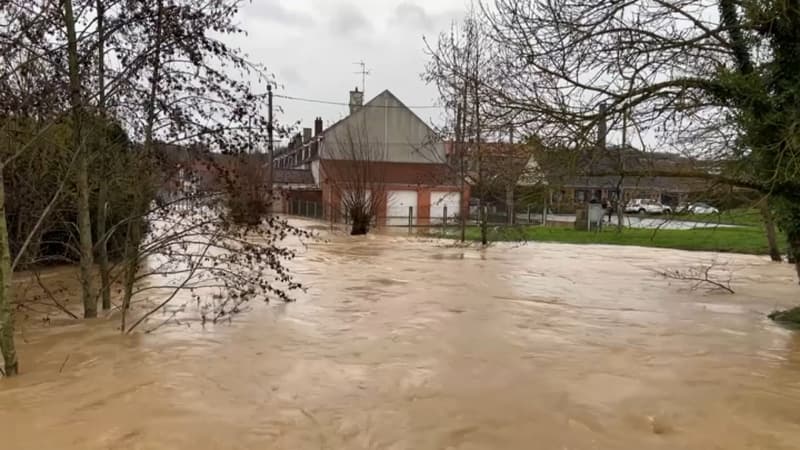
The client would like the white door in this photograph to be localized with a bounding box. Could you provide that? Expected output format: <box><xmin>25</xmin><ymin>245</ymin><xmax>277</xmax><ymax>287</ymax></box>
<box><xmin>430</xmin><ymin>191</ymin><xmax>461</xmax><ymax>224</ymax></box>
<box><xmin>387</xmin><ymin>190</ymin><xmax>418</xmax><ymax>226</ymax></box>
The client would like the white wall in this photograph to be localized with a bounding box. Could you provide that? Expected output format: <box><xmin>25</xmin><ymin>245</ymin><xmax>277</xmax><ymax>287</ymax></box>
<box><xmin>311</xmin><ymin>160</ymin><xmax>320</xmax><ymax>185</ymax></box>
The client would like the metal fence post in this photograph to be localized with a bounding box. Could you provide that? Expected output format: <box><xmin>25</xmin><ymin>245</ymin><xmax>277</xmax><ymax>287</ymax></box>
<box><xmin>408</xmin><ymin>206</ymin><xmax>413</xmax><ymax>233</ymax></box>
<box><xmin>443</xmin><ymin>206</ymin><xmax>448</xmax><ymax>236</ymax></box>
<box><xmin>313</xmin><ymin>202</ymin><xmax>318</xmax><ymax>218</ymax></box>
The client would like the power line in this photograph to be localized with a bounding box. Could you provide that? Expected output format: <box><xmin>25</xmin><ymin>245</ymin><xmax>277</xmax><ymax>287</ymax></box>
<box><xmin>272</xmin><ymin>93</ymin><xmax>442</xmax><ymax>110</ymax></box>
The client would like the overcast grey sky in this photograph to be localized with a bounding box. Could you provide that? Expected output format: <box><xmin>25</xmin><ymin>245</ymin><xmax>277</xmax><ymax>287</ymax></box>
<box><xmin>227</xmin><ymin>0</ymin><xmax>467</xmax><ymax>139</ymax></box>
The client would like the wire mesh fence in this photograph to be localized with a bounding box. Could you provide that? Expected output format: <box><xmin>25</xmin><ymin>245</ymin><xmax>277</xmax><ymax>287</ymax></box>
<box><xmin>287</xmin><ymin>200</ymin><xmax>553</xmax><ymax>231</ymax></box>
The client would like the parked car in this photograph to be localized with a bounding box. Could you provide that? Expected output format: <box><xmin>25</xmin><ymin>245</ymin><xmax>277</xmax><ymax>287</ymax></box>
<box><xmin>682</xmin><ymin>202</ymin><xmax>719</xmax><ymax>214</ymax></box>
<box><xmin>624</xmin><ymin>198</ymin><xmax>672</xmax><ymax>215</ymax></box>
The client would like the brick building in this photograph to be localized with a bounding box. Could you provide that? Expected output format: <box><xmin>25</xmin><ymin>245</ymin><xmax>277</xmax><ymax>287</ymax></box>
<box><xmin>273</xmin><ymin>89</ymin><xmax>467</xmax><ymax>225</ymax></box>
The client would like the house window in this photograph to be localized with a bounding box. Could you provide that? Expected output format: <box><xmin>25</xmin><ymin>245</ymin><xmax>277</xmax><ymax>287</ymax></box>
<box><xmin>575</xmin><ymin>190</ymin><xmax>586</xmax><ymax>203</ymax></box>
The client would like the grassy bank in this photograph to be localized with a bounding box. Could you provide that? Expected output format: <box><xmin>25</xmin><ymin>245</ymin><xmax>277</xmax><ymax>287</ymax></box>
<box><xmin>442</xmin><ymin>225</ymin><xmax>784</xmax><ymax>255</ymax></box>
<box><xmin>769</xmin><ymin>308</ymin><xmax>800</xmax><ymax>328</ymax></box>
<box><xmin>668</xmin><ymin>208</ymin><xmax>765</xmax><ymax>228</ymax></box>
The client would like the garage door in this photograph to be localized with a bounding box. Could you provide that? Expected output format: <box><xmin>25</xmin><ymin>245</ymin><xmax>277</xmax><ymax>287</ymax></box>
<box><xmin>430</xmin><ymin>191</ymin><xmax>461</xmax><ymax>224</ymax></box>
<box><xmin>387</xmin><ymin>190</ymin><xmax>418</xmax><ymax>226</ymax></box>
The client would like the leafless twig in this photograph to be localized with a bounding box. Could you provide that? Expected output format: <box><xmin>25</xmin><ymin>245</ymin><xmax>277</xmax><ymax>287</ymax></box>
<box><xmin>58</xmin><ymin>354</ymin><xmax>70</xmax><ymax>373</ymax></box>
<box><xmin>654</xmin><ymin>260</ymin><xmax>735</xmax><ymax>293</ymax></box>
<box><xmin>32</xmin><ymin>269</ymin><xmax>79</xmax><ymax>319</ymax></box>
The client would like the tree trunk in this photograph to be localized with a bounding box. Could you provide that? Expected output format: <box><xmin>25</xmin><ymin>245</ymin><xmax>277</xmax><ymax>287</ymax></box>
<box><xmin>349</xmin><ymin>210</ymin><xmax>370</xmax><ymax>235</ymax></box>
<box><xmin>96</xmin><ymin>0</ymin><xmax>111</xmax><ymax>311</ymax></box>
<box><xmin>615</xmin><ymin>187</ymin><xmax>625</xmax><ymax>233</ymax></box>
<box><xmin>473</xmin><ymin>69</ymin><xmax>485</xmax><ymax>245</ymax></box>
<box><xmin>456</xmin><ymin>94</ymin><xmax>467</xmax><ymax>243</ymax></box>
<box><xmin>77</xmin><ymin>154</ymin><xmax>95</xmax><ymax>318</ymax></box>
<box><xmin>63</xmin><ymin>0</ymin><xmax>96</xmax><ymax>318</ymax></box>
<box><xmin>97</xmin><ymin>183</ymin><xmax>110</xmax><ymax>310</ymax></box>
<box><xmin>789</xmin><ymin>233</ymin><xmax>800</xmax><ymax>284</ymax></box>
<box><xmin>121</xmin><ymin>0</ymin><xmax>165</xmax><ymax>331</ymax></box>
<box><xmin>459</xmin><ymin>172</ymin><xmax>466</xmax><ymax>242</ymax></box>
<box><xmin>480</xmin><ymin>204</ymin><xmax>488</xmax><ymax>245</ymax></box>
<box><xmin>759</xmin><ymin>201</ymin><xmax>782</xmax><ymax>262</ymax></box>
<box><xmin>0</xmin><ymin>174</ymin><xmax>18</xmax><ymax>376</ymax></box>
<box><xmin>506</xmin><ymin>184</ymin><xmax>515</xmax><ymax>225</ymax></box>
<box><xmin>120</xmin><ymin>218</ymin><xmax>141</xmax><ymax>333</ymax></box>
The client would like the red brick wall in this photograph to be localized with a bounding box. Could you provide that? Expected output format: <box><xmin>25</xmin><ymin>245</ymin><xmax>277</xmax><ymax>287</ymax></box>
<box><xmin>418</xmin><ymin>188</ymin><xmax>431</xmax><ymax>225</ymax></box>
<box><xmin>319</xmin><ymin>159</ymin><xmax>469</xmax><ymax>226</ymax></box>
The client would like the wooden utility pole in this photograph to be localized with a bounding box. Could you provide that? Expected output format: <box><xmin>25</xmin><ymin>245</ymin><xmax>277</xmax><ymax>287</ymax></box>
<box><xmin>267</xmin><ymin>84</ymin><xmax>274</xmax><ymax>211</ymax></box>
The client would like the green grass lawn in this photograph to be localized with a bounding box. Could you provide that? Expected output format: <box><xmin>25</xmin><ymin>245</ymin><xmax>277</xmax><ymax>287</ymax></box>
<box><xmin>443</xmin><ymin>225</ymin><xmax>784</xmax><ymax>255</ymax></box>
<box><xmin>669</xmin><ymin>208</ymin><xmax>765</xmax><ymax>227</ymax></box>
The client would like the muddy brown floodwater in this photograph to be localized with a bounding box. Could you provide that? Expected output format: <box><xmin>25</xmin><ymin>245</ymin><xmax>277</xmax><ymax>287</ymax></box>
<box><xmin>2</xmin><ymin>220</ymin><xmax>800</xmax><ymax>449</ymax></box>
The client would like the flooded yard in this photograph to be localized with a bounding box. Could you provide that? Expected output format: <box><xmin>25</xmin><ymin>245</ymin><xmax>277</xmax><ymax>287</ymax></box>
<box><xmin>2</xmin><ymin>221</ymin><xmax>800</xmax><ymax>449</ymax></box>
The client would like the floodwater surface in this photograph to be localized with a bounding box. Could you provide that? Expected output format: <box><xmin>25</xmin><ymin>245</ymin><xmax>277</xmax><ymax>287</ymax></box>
<box><xmin>2</xmin><ymin>221</ymin><xmax>800</xmax><ymax>449</ymax></box>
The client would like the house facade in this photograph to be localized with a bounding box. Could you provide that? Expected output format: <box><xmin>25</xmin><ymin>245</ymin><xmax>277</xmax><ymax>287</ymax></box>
<box><xmin>536</xmin><ymin>145</ymin><xmax>713</xmax><ymax>212</ymax></box>
<box><xmin>273</xmin><ymin>89</ymin><xmax>467</xmax><ymax>225</ymax></box>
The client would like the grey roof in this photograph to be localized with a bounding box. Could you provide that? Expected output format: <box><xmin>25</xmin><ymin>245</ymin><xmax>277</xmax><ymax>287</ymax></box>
<box><xmin>322</xmin><ymin>89</ymin><xmax>437</xmax><ymax>139</ymax></box>
<box><xmin>537</xmin><ymin>145</ymin><xmax>713</xmax><ymax>192</ymax></box>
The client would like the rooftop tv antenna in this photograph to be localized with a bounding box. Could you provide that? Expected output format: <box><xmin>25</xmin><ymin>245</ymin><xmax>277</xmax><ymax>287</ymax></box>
<box><xmin>353</xmin><ymin>60</ymin><xmax>371</xmax><ymax>94</ymax></box>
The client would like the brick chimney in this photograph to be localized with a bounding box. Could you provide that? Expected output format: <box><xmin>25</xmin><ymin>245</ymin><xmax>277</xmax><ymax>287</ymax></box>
<box><xmin>303</xmin><ymin>127</ymin><xmax>312</xmax><ymax>143</ymax></box>
<box><xmin>349</xmin><ymin>87</ymin><xmax>363</xmax><ymax>115</ymax></box>
<box><xmin>314</xmin><ymin>117</ymin><xmax>323</xmax><ymax>136</ymax></box>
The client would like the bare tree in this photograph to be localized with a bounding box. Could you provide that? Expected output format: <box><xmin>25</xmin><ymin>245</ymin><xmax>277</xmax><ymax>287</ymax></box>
<box><xmin>481</xmin><ymin>0</ymin><xmax>800</xmax><ymax>282</ymax></box>
<box><xmin>322</xmin><ymin>124</ymin><xmax>388</xmax><ymax>235</ymax></box>
<box><xmin>99</xmin><ymin>0</ymin><xmax>281</xmax><ymax>326</ymax></box>
<box><xmin>0</xmin><ymin>0</ymin><xmax>300</xmax><ymax>376</ymax></box>
<box><xmin>61</xmin><ymin>0</ymin><xmax>98</xmax><ymax>318</ymax></box>
<box><xmin>0</xmin><ymin>0</ymin><xmax>74</xmax><ymax>376</ymax></box>
<box><xmin>424</xmin><ymin>21</ymin><xmax>473</xmax><ymax>241</ymax></box>
<box><xmin>113</xmin><ymin>182</ymin><xmax>307</xmax><ymax>333</ymax></box>
<box><xmin>424</xmin><ymin>7</ymin><xmax>511</xmax><ymax>244</ymax></box>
